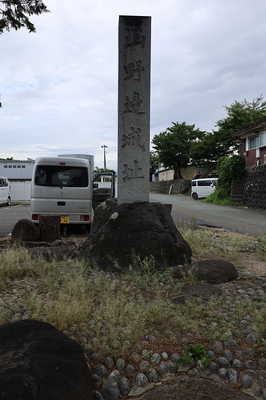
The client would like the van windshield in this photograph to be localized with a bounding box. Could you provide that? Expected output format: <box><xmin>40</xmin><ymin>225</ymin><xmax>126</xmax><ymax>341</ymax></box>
<box><xmin>35</xmin><ymin>165</ymin><xmax>88</xmax><ymax>188</ymax></box>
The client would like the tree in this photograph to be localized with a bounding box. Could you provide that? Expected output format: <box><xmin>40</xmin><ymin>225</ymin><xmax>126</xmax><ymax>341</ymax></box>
<box><xmin>189</xmin><ymin>130</ymin><xmax>230</xmax><ymax>166</ymax></box>
<box><xmin>0</xmin><ymin>0</ymin><xmax>49</xmax><ymax>34</ymax></box>
<box><xmin>215</xmin><ymin>95</ymin><xmax>266</xmax><ymax>152</ymax></box>
<box><xmin>152</xmin><ymin>121</ymin><xmax>205</xmax><ymax>179</ymax></box>
<box><xmin>149</xmin><ymin>150</ymin><xmax>159</xmax><ymax>181</ymax></box>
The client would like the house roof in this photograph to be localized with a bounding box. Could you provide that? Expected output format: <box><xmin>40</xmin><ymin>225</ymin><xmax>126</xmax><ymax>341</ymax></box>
<box><xmin>232</xmin><ymin>117</ymin><xmax>266</xmax><ymax>139</ymax></box>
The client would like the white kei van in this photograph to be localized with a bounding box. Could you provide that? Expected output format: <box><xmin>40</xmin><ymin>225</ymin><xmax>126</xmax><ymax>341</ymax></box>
<box><xmin>0</xmin><ymin>177</ymin><xmax>11</xmax><ymax>206</ymax></box>
<box><xmin>30</xmin><ymin>156</ymin><xmax>115</xmax><ymax>229</ymax></box>
<box><xmin>191</xmin><ymin>178</ymin><xmax>218</xmax><ymax>200</ymax></box>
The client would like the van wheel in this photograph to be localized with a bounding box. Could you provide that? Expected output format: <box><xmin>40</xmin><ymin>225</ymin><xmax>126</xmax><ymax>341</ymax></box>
<box><xmin>192</xmin><ymin>192</ymin><xmax>198</xmax><ymax>200</ymax></box>
<box><xmin>6</xmin><ymin>197</ymin><xmax>11</xmax><ymax>206</ymax></box>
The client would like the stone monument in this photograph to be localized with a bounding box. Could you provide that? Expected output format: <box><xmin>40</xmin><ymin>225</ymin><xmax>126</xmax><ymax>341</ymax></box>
<box><xmin>80</xmin><ymin>16</ymin><xmax>192</xmax><ymax>271</ymax></box>
<box><xmin>117</xmin><ymin>16</ymin><xmax>151</xmax><ymax>205</ymax></box>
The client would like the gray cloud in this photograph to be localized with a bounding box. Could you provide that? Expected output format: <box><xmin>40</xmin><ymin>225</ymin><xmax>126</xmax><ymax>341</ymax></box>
<box><xmin>1</xmin><ymin>0</ymin><xmax>266</xmax><ymax>171</ymax></box>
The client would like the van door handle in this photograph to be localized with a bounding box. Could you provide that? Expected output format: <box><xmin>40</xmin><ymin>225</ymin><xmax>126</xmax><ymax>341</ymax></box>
<box><xmin>57</xmin><ymin>201</ymin><xmax>66</xmax><ymax>206</ymax></box>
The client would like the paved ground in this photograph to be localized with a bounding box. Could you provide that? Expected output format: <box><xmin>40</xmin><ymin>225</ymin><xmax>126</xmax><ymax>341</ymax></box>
<box><xmin>150</xmin><ymin>193</ymin><xmax>266</xmax><ymax>237</ymax></box>
<box><xmin>0</xmin><ymin>204</ymin><xmax>30</xmax><ymax>237</ymax></box>
<box><xmin>1</xmin><ymin>197</ymin><xmax>266</xmax><ymax>238</ymax></box>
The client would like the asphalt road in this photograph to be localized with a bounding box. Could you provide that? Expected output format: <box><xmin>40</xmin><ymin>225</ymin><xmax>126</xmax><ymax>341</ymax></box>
<box><xmin>150</xmin><ymin>193</ymin><xmax>266</xmax><ymax>237</ymax></box>
<box><xmin>0</xmin><ymin>204</ymin><xmax>30</xmax><ymax>237</ymax></box>
<box><xmin>1</xmin><ymin>197</ymin><xmax>266</xmax><ymax>238</ymax></box>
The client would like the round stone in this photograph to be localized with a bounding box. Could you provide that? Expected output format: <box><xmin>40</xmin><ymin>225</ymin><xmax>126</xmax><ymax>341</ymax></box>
<box><xmin>101</xmin><ymin>385</ymin><xmax>120</xmax><ymax>400</ymax></box>
<box><xmin>246</xmin><ymin>369</ymin><xmax>258</xmax><ymax>379</ymax></box>
<box><xmin>93</xmin><ymin>391</ymin><xmax>104</xmax><ymax>400</ymax></box>
<box><xmin>235</xmin><ymin>350</ymin><xmax>244</xmax><ymax>360</ymax></box>
<box><xmin>108</xmin><ymin>370</ymin><xmax>120</xmax><ymax>384</ymax></box>
<box><xmin>139</xmin><ymin>360</ymin><xmax>150</xmax><ymax>370</ymax></box>
<box><xmin>170</xmin><ymin>354</ymin><xmax>181</xmax><ymax>364</ymax></box>
<box><xmin>232</xmin><ymin>359</ymin><xmax>243</xmax><ymax>371</ymax></box>
<box><xmin>92</xmin><ymin>364</ymin><xmax>108</xmax><ymax>376</ymax></box>
<box><xmin>259</xmin><ymin>359</ymin><xmax>266</xmax><ymax>368</ymax></box>
<box><xmin>207</xmin><ymin>350</ymin><xmax>215</xmax><ymax>360</ymax></box>
<box><xmin>161</xmin><ymin>352</ymin><xmax>169</xmax><ymax>360</ymax></box>
<box><xmin>145</xmin><ymin>368</ymin><xmax>160</xmax><ymax>382</ymax></box>
<box><xmin>118</xmin><ymin>376</ymin><xmax>132</xmax><ymax>395</ymax></box>
<box><xmin>226</xmin><ymin>339</ymin><xmax>238</xmax><ymax>349</ymax></box>
<box><xmin>229</xmin><ymin>370</ymin><xmax>238</xmax><ymax>385</ymax></box>
<box><xmin>92</xmin><ymin>374</ymin><xmax>102</xmax><ymax>389</ymax></box>
<box><xmin>245</xmin><ymin>360</ymin><xmax>257</xmax><ymax>369</ymax></box>
<box><xmin>213</xmin><ymin>341</ymin><xmax>223</xmax><ymax>351</ymax></box>
<box><xmin>246</xmin><ymin>348</ymin><xmax>257</xmax><ymax>358</ymax></box>
<box><xmin>169</xmin><ymin>361</ymin><xmax>178</xmax><ymax>374</ymax></box>
<box><xmin>151</xmin><ymin>353</ymin><xmax>161</xmax><ymax>364</ymax></box>
<box><xmin>217</xmin><ymin>357</ymin><xmax>231</xmax><ymax>368</ymax></box>
<box><xmin>241</xmin><ymin>375</ymin><xmax>252</xmax><ymax>389</ymax></box>
<box><xmin>246</xmin><ymin>332</ymin><xmax>259</xmax><ymax>346</ymax></box>
<box><xmin>223</xmin><ymin>350</ymin><xmax>233</xmax><ymax>361</ymax></box>
<box><xmin>125</xmin><ymin>364</ymin><xmax>136</xmax><ymax>374</ymax></box>
<box><xmin>90</xmin><ymin>352</ymin><xmax>101</xmax><ymax>362</ymax></box>
<box><xmin>209</xmin><ymin>362</ymin><xmax>219</xmax><ymax>374</ymax></box>
<box><xmin>116</xmin><ymin>358</ymin><xmax>126</xmax><ymax>370</ymax></box>
<box><xmin>218</xmin><ymin>368</ymin><xmax>229</xmax><ymax>380</ymax></box>
<box><xmin>260</xmin><ymin>376</ymin><xmax>266</xmax><ymax>388</ymax></box>
<box><xmin>135</xmin><ymin>373</ymin><xmax>149</xmax><ymax>387</ymax></box>
<box><xmin>104</xmin><ymin>356</ymin><xmax>115</xmax><ymax>368</ymax></box>
<box><xmin>158</xmin><ymin>362</ymin><xmax>168</xmax><ymax>376</ymax></box>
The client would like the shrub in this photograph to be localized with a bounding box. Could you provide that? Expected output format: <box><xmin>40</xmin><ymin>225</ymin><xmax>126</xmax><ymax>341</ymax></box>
<box><xmin>207</xmin><ymin>155</ymin><xmax>246</xmax><ymax>203</ymax></box>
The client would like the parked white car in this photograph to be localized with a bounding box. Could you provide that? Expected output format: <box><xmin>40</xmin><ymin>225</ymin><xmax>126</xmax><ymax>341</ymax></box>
<box><xmin>191</xmin><ymin>178</ymin><xmax>218</xmax><ymax>200</ymax></box>
<box><xmin>0</xmin><ymin>177</ymin><xmax>11</xmax><ymax>206</ymax></box>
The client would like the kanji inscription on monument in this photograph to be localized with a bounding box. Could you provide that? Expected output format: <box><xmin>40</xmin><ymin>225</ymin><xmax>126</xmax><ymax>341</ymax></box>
<box><xmin>117</xmin><ymin>16</ymin><xmax>151</xmax><ymax>204</ymax></box>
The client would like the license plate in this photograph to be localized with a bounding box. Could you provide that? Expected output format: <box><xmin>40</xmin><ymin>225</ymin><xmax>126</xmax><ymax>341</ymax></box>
<box><xmin>60</xmin><ymin>216</ymin><xmax>69</xmax><ymax>224</ymax></box>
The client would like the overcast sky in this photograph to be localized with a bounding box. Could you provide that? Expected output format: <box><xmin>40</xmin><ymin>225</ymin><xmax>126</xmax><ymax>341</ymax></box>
<box><xmin>1</xmin><ymin>0</ymin><xmax>266</xmax><ymax>171</ymax></box>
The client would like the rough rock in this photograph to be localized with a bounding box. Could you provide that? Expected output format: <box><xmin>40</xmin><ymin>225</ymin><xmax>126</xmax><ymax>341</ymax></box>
<box><xmin>196</xmin><ymin>259</ymin><xmax>238</xmax><ymax>284</ymax></box>
<box><xmin>30</xmin><ymin>245</ymin><xmax>78</xmax><ymax>261</ymax></box>
<box><xmin>171</xmin><ymin>283</ymin><xmax>223</xmax><ymax>304</ymax></box>
<box><xmin>80</xmin><ymin>200</ymin><xmax>192</xmax><ymax>272</ymax></box>
<box><xmin>11</xmin><ymin>219</ymin><xmax>40</xmax><ymax>243</ymax></box>
<box><xmin>172</xmin><ymin>259</ymin><xmax>238</xmax><ymax>284</ymax></box>
<box><xmin>0</xmin><ymin>319</ymin><xmax>93</xmax><ymax>400</ymax></box>
<box><xmin>136</xmin><ymin>375</ymin><xmax>254</xmax><ymax>400</ymax></box>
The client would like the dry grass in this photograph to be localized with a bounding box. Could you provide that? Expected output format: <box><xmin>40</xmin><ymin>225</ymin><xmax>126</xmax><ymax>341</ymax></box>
<box><xmin>0</xmin><ymin>228</ymin><xmax>266</xmax><ymax>356</ymax></box>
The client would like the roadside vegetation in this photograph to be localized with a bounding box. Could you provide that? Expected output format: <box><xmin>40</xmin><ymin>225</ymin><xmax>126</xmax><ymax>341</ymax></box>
<box><xmin>0</xmin><ymin>227</ymin><xmax>265</xmax><ymax>358</ymax></box>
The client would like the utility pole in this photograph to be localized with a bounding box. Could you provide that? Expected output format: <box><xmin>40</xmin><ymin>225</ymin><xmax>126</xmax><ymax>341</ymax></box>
<box><xmin>101</xmin><ymin>145</ymin><xmax>108</xmax><ymax>171</ymax></box>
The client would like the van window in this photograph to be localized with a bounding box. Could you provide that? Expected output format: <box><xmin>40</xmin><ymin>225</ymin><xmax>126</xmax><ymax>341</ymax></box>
<box><xmin>198</xmin><ymin>180</ymin><xmax>212</xmax><ymax>186</ymax></box>
<box><xmin>35</xmin><ymin>165</ymin><xmax>88</xmax><ymax>188</ymax></box>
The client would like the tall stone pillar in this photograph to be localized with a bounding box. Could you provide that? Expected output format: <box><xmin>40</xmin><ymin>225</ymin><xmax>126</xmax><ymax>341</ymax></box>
<box><xmin>117</xmin><ymin>16</ymin><xmax>151</xmax><ymax>205</ymax></box>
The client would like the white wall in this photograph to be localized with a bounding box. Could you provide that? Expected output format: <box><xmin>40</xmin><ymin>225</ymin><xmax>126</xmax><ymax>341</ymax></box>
<box><xmin>10</xmin><ymin>181</ymin><xmax>31</xmax><ymax>202</ymax></box>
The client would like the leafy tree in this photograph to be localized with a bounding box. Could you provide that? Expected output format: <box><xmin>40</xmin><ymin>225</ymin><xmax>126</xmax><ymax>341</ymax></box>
<box><xmin>189</xmin><ymin>130</ymin><xmax>228</xmax><ymax>166</ymax></box>
<box><xmin>152</xmin><ymin>121</ymin><xmax>205</xmax><ymax>179</ymax></box>
<box><xmin>215</xmin><ymin>95</ymin><xmax>266</xmax><ymax>152</ymax></box>
<box><xmin>150</xmin><ymin>150</ymin><xmax>159</xmax><ymax>181</ymax></box>
<box><xmin>0</xmin><ymin>0</ymin><xmax>49</xmax><ymax>34</ymax></box>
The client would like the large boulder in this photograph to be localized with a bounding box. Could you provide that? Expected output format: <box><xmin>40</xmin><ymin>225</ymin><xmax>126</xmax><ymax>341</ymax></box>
<box><xmin>80</xmin><ymin>200</ymin><xmax>192</xmax><ymax>272</ymax></box>
<box><xmin>11</xmin><ymin>219</ymin><xmax>40</xmax><ymax>243</ymax></box>
<box><xmin>0</xmin><ymin>320</ymin><xmax>93</xmax><ymax>400</ymax></box>
<box><xmin>196</xmin><ymin>259</ymin><xmax>238</xmax><ymax>284</ymax></box>
<box><xmin>172</xmin><ymin>259</ymin><xmax>238</xmax><ymax>284</ymax></box>
<box><xmin>171</xmin><ymin>283</ymin><xmax>223</xmax><ymax>304</ymax></box>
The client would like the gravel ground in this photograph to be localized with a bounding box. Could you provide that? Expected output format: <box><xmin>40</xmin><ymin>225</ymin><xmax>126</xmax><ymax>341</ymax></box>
<box><xmin>1</xmin><ymin>267</ymin><xmax>266</xmax><ymax>400</ymax></box>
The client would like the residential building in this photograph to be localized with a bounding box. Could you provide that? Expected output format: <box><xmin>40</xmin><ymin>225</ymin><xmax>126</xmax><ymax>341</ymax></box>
<box><xmin>232</xmin><ymin>117</ymin><xmax>266</xmax><ymax>167</ymax></box>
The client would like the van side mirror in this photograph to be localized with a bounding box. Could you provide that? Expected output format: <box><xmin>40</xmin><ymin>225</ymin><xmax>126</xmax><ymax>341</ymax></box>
<box><xmin>93</xmin><ymin>183</ymin><xmax>98</xmax><ymax>189</ymax></box>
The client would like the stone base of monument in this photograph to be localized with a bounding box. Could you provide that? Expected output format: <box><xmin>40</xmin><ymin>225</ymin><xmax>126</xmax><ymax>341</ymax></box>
<box><xmin>80</xmin><ymin>199</ymin><xmax>192</xmax><ymax>272</ymax></box>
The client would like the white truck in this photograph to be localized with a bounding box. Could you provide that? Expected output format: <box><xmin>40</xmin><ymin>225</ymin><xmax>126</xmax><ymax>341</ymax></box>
<box><xmin>30</xmin><ymin>156</ymin><xmax>115</xmax><ymax>230</ymax></box>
